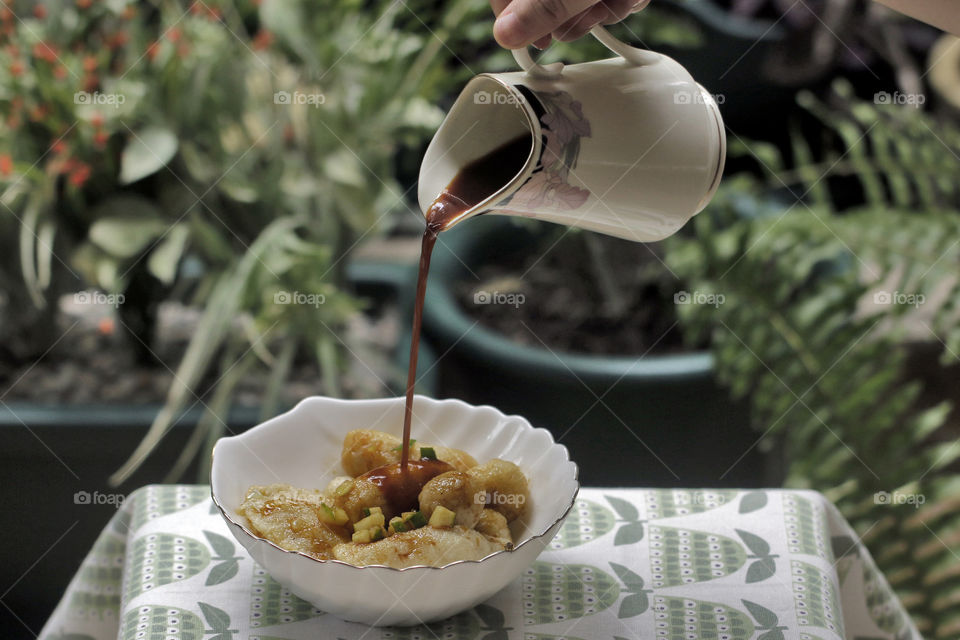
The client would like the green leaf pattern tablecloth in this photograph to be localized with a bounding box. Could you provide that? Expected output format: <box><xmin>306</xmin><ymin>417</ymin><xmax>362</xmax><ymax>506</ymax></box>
<box><xmin>40</xmin><ymin>485</ymin><xmax>920</xmax><ymax>640</ymax></box>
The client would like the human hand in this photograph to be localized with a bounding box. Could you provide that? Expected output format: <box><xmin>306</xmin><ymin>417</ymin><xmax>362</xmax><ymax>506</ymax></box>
<box><xmin>491</xmin><ymin>0</ymin><xmax>649</xmax><ymax>50</ymax></box>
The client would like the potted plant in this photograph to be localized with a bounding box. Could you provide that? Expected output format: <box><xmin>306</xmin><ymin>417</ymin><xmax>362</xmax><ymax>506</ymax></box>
<box><xmin>666</xmin><ymin>80</ymin><xmax>960</xmax><ymax>638</ymax></box>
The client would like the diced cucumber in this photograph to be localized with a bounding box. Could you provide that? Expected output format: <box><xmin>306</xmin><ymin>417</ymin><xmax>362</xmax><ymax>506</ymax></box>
<box><xmin>352</xmin><ymin>529</ymin><xmax>372</xmax><ymax>544</ymax></box>
<box><xmin>319</xmin><ymin>503</ymin><xmax>349</xmax><ymax>526</ymax></box>
<box><xmin>418</xmin><ymin>446</ymin><xmax>437</xmax><ymax>460</ymax></box>
<box><xmin>404</xmin><ymin>511</ymin><xmax>428</xmax><ymax>529</ymax></box>
<box><xmin>428</xmin><ymin>506</ymin><xmax>456</xmax><ymax>528</ymax></box>
<box><xmin>334</xmin><ymin>479</ymin><xmax>354</xmax><ymax>497</ymax></box>
<box><xmin>370</xmin><ymin>526</ymin><xmax>386</xmax><ymax>541</ymax></box>
<box><xmin>354</xmin><ymin>512</ymin><xmax>386</xmax><ymax>531</ymax></box>
<box><xmin>388</xmin><ymin>517</ymin><xmax>408</xmax><ymax>534</ymax></box>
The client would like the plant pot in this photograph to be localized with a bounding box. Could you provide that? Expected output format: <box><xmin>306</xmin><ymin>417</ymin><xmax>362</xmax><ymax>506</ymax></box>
<box><xmin>0</xmin><ymin>259</ymin><xmax>437</xmax><ymax>636</ymax></box>
<box><xmin>421</xmin><ymin>216</ymin><xmax>775</xmax><ymax>488</ymax></box>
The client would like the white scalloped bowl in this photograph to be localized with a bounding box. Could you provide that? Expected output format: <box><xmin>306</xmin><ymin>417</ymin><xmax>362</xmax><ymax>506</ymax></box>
<box><xmin>211</xmin><ymin>395</ymin><xmax>579</xmax><ymax>626</ymax></box>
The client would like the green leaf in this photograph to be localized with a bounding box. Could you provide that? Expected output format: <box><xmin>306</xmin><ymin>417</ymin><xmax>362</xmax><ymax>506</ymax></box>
<box><xmin>605</xmin><ymin>495</ymin><xmax>638</xmax><ymax>521</ymax></box>
<box><xmin>742</xmin><ymin>599</ymin><xmax>779</xmax><ymax>628</ymax></box>
<box><xmin>203</xmin><ymin>530</ymin><xmax>235</xmax><ymax>557</ymax></box>
<box><xmin>609</xmin><ymin>562</ymin><xmax>644</xmax><ymax>591</ymax></box>
<box><xmin>746</xmin><ymin>557</ymin><xmax>776</xmax><ymax>583</ymax></box>
<box><xmin>617</xmin><ymin>592</ymin><xmax>648</xmax><ymax>618</ymax></box>
<box><xmin>198</xmin><ymin>601</ymin><xmax>231</xmax><ymax>631</ymax></box>
<box><xmin>738</xmin><ymin>491</ymin><xmax>768</xmax><ymax>514</ymax></box>
<box><xmin>614</xmin><ymin>522</ymin><xmax>645</xmax><ymax>546</ymax></box>
<box><xmin>735</xmin><ymin>528</ymin><xmax>771</xmax><ymax>556</ymax></box>
<box><xmin>206</xmin><ymin>559</ymin><xmax>239</xmax><ymax>586</ymax></box>
<box><xmin>120</xmin><ymin>126</ymin><xmax>178</xmax><ymax>184</ymax></box>
<box><xmin>88</xmin><ymin>195</ymin><xmax>167</xmax><ymax>259</ymax></box>
<box><xmin>758</xmin><ymin>630</ymin><xmax>785</xmax><ymax>640</ymax></box>
<box><xmin>474</xmin><ymin>603</ymin><xmax>504</xmax><ymax>629</ymax></box>
<box><xmin>147</xmin><ymin>223</ymin><xmax>190</xmax><ymax>285</ymax></box>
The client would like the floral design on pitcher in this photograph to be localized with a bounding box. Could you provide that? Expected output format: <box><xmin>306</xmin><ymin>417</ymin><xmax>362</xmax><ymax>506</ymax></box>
<box><xmin>503</xmin><ymin>90</ymin><xmax>591</xmax><ymax>212</ymax></box>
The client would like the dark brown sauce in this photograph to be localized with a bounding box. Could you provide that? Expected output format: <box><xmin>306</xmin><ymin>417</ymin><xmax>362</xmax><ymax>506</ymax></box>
<box><xmin>400</xmin><ymin>134</ymin><xmax>531</xmax><ymax>469</ymax></box>
<box><xmin>361</xmin><ymin>459</ymin><xmax>453</xmax><ymax>514</ymax></box>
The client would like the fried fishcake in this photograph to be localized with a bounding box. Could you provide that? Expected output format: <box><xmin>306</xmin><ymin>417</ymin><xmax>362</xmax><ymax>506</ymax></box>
<box><xmin>467</xmin><ymin>459</ymin><xmax>530</xmax><ymax>523</ymax></box>
<box><xmin>332</xmin><ymin>525</ymin><xmax>505</xmax><ymax>568</ymax></box>
<box><xmin>474</xmin><ymin>509</ymin><xmax>512</xmax><ymax>549</ymax></box>
<box><xmin>239</xmin><ymin>483</ymin><xmax>349</xmax><ymax>560</ymax></box>
<box><xmin>334</xmin><ymin>476</ymin><xmax>390</xmax><ymax>522</ymax></box>
<box><xmin>340</xmin><ymin>429</ymin><xmax>477</xmax><ymax>477</ymax></box>
<box><xmin>418</xmin><ymin>470</ymin><xmax>484</xmax><ymax>529</ymax></box>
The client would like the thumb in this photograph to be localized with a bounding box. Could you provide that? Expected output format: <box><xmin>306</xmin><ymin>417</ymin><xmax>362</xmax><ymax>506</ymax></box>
<box><xmin>494</xmin><ymin>0</ymin><xmax>598</xmax><ymax>48</ymax></box>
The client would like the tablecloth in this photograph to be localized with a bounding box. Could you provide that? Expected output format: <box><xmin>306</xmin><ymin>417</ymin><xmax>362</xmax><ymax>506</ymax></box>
<box><xmin>40</xmin><ymin>485</ymin><xmax>920</xmax><ymax>640</ymax></box>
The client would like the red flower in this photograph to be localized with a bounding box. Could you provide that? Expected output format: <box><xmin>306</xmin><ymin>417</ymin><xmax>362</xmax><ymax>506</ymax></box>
<box><xmin>108</xmin><ymin>31</ymin><xmax>128</xmax><ymax>49</ymax></box>
<box><xmin>0</xmin><ymin>154</ymin><xmax>13</xmax><ymax>176</ymax></box>
<box><xmin>83</xmin><ymin>55</ymin><xmax>97</xmax><ymax>72</ymax></box>
<box><xmin>189</xmin><ymin>2</ymin><xmax>203</xmax><ymax>14</ymax></box>
<box><xmin>206</xmin><ymin>6</ymin><xmax>221</xmax><ymax>20</ymax></box>
<box><xmin>90</xmin><ymin>112</ymin><xmax>104</xmax><ymax>128</ymax></box>
<box><xmin>76</xmin><ymin>0</ymin><xmax>92</xmax><ymax>9</ymax></box>
<box><xmin>252</xmin><ymin>29</ymin><xmax>272</xmax><ymax>50</ymax></box>
<box><xmin>51</xmin><ymin>140</ymin><xmax>67</xmax><ymax>155</ymax></box>
<box><xmin>29</xmin><ymin>104</ymin><xmax>49</xmax><ymax>121</ymax></box>
<box><xmin>93</xmin><ymin>130</ymin><xmax>109</xmax><ymax>149</ymax></box>
<box><xmin>53</xmin><ymin>64</ymin><xmax>67</xmax><ymax>79</ymax></box>
<box><xmin>0</xmin><ymin>8</ymin><xmax>13</xmax><ymax>21</ymax></box>
<box><xmin>146</xmin><ymin>43</ymin><xmax>162</xmax><ymax>63</ymax></box>
<box><xmin>9</xmin><ymin>59</ymin><xmax>23</xmax><ymax>76</ymax></box>
<box><xmin>32</xmin><ymin>41</ymin><xmax>59</xmax><ymax>63</ymax></box>
<box><xmin>33</xmin><ymin>5</ymin><xmax>47</xmax><ymax>19</ymax></box>
<box><xmin>69</xmin><ymin>162</ymin><xmax>91</xmax><ymax>187</ymax></box>
<box><xmin>166</xmin><ymin>27</ymin><xmax>182</xmax><ymax>43</ymax></box>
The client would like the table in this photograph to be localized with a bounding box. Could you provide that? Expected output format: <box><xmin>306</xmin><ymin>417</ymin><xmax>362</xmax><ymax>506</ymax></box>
<box><xmin>40</xmin><ymin>485</ymin><xmax>919</xmax><ymax>640</ymax></box>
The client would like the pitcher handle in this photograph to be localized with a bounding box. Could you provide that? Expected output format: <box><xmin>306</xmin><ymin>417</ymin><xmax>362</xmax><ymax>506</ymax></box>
<box><xmin>511</xmin><ymin>8</ymin><xmax>658</xmax><ymax>77</ymax></box>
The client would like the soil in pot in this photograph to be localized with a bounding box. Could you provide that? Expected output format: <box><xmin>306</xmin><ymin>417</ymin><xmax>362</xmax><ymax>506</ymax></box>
<box><xmin>456</xmin><ymin>227</ymin><xmax>702</xmax><ymax>355</ymax></box>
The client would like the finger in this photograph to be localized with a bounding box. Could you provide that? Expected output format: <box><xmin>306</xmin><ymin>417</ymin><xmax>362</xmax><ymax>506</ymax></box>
<box><xmin>494</xmin><ymin>0</ymin><xmax>599</xmax><ymax>49</ymax></box>
<box><xmin>552</xmin><ymin>6</ymin><xmax>603</xmax><ymax>42</ymax></box>
<box><xmin>533</xmin><ymin>34</ymin><xmax>553</xmax><ymax>49</ymax></box>
<box><xmin>489</xmin><ymin>0</ymin><xmax>511</xmax><ymax>17</ymax></box>
<box><xmin>598</xmin><ymin>0</ymin><xmax>637</xmax><ymax>24</ymax></box>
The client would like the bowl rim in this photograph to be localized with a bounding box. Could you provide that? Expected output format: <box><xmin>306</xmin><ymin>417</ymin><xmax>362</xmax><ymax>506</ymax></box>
<box><xmin>210</xmin><ymin>394</ymin><xmax>581</xmax><ymax>572</ymax></box>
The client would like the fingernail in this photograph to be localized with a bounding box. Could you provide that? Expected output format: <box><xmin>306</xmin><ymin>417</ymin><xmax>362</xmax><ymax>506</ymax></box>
<box><xmin>494</xmin><ymin>12</ymin><xmax>525</xmax><ymax>49</ymax></box>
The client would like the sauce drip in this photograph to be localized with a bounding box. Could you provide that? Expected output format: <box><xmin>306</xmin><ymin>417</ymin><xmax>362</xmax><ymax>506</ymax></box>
<box><xmin>361</xmin><ymin>459</ymin><xmax>453</xmax><ymax>515</ymax></box>
<box><xmin>400</xmin><ymin>135</ymin><xmax>532</xmax><ymax>469</ymax></box>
